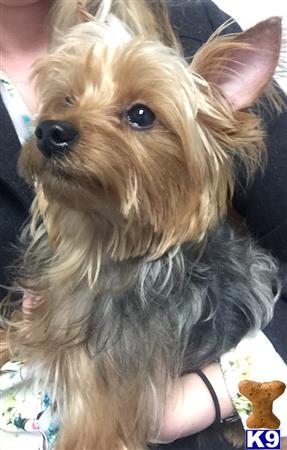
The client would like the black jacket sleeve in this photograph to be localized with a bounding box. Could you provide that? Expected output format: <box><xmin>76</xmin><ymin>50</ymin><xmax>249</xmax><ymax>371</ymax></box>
<box><xmin>0</xmin><ymin>96</ymin><xmax>33</xmax><ymax>299</ymax></box>
<box><xmin>169</xmin><ymin>0</ymin><xmax>241</xmax><ymax>58</ymax></box>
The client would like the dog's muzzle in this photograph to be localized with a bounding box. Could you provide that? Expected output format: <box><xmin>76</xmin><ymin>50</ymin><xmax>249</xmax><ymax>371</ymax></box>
<box><xmin>35</xmin><ymin>120</ymin><xmax>79</xmax><ymax>158</ymax></box>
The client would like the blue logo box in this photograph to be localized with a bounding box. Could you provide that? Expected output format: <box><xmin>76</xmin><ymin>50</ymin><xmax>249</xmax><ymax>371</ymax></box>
<box><xmin>246</xmin><ymin>430</ymin><xmax>281</xmax><ymax>449</ymax></box>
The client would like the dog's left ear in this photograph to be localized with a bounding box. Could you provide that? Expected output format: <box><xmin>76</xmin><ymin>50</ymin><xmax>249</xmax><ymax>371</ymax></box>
<box><xmin>191</xmin><ymin>17</ymin><xmax>282</xmax><ymax>110</ymax></box>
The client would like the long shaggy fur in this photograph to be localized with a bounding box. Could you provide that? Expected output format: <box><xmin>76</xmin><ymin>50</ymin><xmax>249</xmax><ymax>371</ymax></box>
<box><xmin>20</xmin><ymin>22</ymin><xmax>270</xmax><ymax>261</ymax></box>
<box><xmin>1</xmin><ymin>16</ymin><xmax>283</xmax><ymax>450</ymax></box>
<box><xmin>4</xmin><ymin>220</ymin><xmax>279</xmax><ymax>449</ymax></box>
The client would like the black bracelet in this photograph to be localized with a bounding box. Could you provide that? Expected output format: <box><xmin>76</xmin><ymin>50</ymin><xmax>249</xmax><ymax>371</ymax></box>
<box><xmin>191</xmin><ymin>368</ymin><xmax>221</xmax><ymax>426</ymax></box>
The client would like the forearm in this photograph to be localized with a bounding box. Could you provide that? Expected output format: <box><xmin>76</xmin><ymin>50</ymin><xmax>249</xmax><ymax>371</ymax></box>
<box><xmin>154</xmin><ymin>363</ymin><xmax>234</xmax><ymax>444</ymax></box>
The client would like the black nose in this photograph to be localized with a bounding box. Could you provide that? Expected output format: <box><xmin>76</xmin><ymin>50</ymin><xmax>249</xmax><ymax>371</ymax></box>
<box><xmin>35</xmin><ymin>120</ymin><xmax>78</xmax><ymax>158</ymax></box>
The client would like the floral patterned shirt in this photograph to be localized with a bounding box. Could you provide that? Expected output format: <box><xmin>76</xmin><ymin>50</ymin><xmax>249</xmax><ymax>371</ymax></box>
<box><xmin>0</xmin><ymin>362</ymin><xmax>59</xmax><ymax>450</ymax></box>
<box><xmin>0</xmin><ymin>71</ymin><xmax>34</xmax><ymax>144</ymax></box>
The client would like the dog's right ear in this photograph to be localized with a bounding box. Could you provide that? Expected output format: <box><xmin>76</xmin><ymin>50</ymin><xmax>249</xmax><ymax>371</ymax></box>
<box><xmin>191</xmin><ymin>17</ymin><xmax>282</xmax><ymax>110</ymax></box>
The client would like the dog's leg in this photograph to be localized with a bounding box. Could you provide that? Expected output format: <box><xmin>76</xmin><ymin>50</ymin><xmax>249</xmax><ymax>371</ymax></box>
<box><xmin>223</xmin><ymin>420</ymin><xmax>245</xmax><ymax>449</ymax></box>
<box><xmin>54</xmin><ymin>347</ymin><xmax>149</xmax><ymax>450</ymax></box>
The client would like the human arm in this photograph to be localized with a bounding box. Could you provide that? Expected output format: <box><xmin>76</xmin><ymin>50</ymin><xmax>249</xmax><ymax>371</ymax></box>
<box><xmin>154</xmin><ymin>363</ymin><xmax>234</xmax><ymax>444</ymax></box>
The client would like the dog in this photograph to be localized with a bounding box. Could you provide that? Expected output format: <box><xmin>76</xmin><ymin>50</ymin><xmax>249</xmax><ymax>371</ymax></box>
<box><xmin>0</xmin><ymin>14</ymin><xmax>283</xmax><ymax>450</ymax></box>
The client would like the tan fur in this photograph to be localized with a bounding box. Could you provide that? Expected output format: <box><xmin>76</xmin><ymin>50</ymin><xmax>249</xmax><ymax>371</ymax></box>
<box><xmin>223</xmin><ymin>420</ymin><xmax>245</xmax><ymax>449</ymax></box>
<box><xmin>20</xmin><ymin>36</ymin><xmax>269</xmax><ymax>264</ymax></box>
<box><xmin>1</xmin><ymin>15</ymin><xmax>283</xmax><ymax>450</ymax></box>
<box><xmin>49</xmin><ymin>0</ymin><xmax>180</xmax><ymax>51</ymax></box>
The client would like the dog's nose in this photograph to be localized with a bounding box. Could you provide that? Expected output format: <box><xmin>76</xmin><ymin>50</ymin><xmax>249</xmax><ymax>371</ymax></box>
<box><xmin>35</xmin><ymin>120</ymin><xmax>78</xmax><ymax>158</ymax></box>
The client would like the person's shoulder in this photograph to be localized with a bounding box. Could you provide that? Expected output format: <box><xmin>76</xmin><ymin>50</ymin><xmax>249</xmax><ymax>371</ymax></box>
<box><xmin>167</xmin><ymin>0</ymin><xmax>240</xmax><ymax>58</ymax></box>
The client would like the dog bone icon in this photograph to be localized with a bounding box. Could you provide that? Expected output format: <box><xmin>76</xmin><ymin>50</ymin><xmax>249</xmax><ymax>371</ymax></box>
<box><xmin>239</xmin><ymin>380</ymin><xmax>286</xmax><ymax>429</ymax></box>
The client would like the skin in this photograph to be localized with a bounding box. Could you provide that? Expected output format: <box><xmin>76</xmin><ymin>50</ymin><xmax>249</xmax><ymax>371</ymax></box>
<box><xmin>0</xmin><ymin>0</ymin><xmax>50</xmax><ymax>111</ymax></box>
<box><xmin>155</xmin><ymin>363</ymin><xmax>234</xmax><ymax>443</ymax></box>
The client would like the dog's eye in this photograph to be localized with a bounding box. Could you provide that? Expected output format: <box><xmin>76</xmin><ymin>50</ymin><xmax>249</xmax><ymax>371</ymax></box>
<box><xmin>124</xmin><ymin>104</ymin><xmax>156</xmax><ymax>130</ymax></box>
<box><xmin>64</xmin><ymin>96</ymin><xmax>76</xmax><ymax>107</ymax></box>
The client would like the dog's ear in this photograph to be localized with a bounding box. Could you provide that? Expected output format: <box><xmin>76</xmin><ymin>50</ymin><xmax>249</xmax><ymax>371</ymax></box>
<box><xmin>191</xmin><ymin>17</ymin><xmax>282</xmax><ymax>110</ymax></box>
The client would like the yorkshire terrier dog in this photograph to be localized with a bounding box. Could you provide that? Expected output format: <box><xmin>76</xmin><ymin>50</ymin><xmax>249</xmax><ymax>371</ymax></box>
<box><xmin>0</xmin><ymin>14</ymin><xmax>283</xmax><ymax>450</ymax></box>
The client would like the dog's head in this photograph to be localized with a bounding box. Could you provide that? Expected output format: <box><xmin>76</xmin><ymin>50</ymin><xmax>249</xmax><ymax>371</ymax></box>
<box><xmin>19</xmin><ymin>17</ymin><xmax>282</xmax><ymax>260</ymax></box>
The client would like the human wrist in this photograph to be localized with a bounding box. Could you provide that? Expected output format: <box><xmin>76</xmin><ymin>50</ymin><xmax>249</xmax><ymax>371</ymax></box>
<box><xmin>201</xmin><ymin>362</ymin><xmax>235</xmax><ymax>421</ymax></box>
<box><xmin>154</xmin><ymin>363</ymin><xmax>235</xmax><ymax>444</ymax></box>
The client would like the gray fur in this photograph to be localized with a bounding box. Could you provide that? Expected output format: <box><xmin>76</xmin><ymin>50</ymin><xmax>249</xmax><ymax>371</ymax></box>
<box><xmin>11</xmin><ymin>218</ymin><xmax>279</xmax><ymax>446</ymax></box>
<box><xmin>86</xmin><ymin>220</ymin><xmax>278</xmax><ymax>378</ymax></box>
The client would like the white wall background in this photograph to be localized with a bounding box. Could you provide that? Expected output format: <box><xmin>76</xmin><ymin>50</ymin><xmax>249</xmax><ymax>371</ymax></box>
<box><xmin>213</xmin><ymin>0</ymin><xmax>287</xmax><ymax>92</ymax></box>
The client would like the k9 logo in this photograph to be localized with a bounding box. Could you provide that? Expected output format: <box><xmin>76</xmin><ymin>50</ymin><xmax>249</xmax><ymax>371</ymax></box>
<box><xmin>246</xmin><ymin>430</ymin><xmax>281</xmax><ymax>449</ymax></box>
